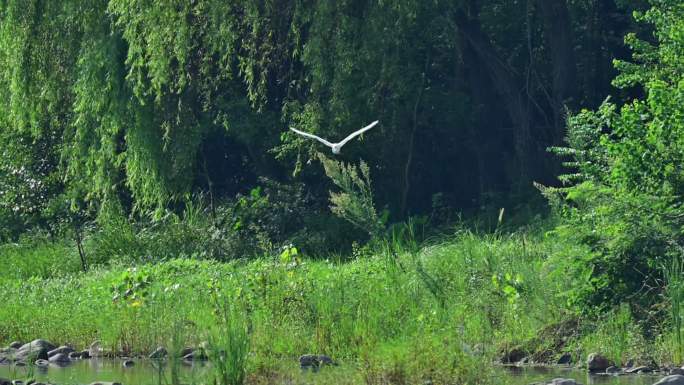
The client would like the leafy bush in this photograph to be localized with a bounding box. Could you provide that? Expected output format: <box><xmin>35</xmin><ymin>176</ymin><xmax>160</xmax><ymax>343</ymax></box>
<box><xmin>543</xmin><ymin>2</ymin><xmax>684</xmax><ymax>314</ymax></box>
<box><xmin>318</xmin><ymin>154</ymin><xmax>384</xmax><ymax>238</ymax></box>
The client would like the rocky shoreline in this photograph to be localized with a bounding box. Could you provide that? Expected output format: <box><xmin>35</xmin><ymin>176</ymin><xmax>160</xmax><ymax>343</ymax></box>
<box><xmin>4</xmin><ymin>339</ymin><xmax>684</xmax><ymax>385</ymax></box>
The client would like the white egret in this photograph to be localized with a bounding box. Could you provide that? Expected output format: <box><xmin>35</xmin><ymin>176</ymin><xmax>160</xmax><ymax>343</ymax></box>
<box><xmin>289</xmin><ymin>120</ymin><xmax>379</xmax><ymax>154</ymax></box>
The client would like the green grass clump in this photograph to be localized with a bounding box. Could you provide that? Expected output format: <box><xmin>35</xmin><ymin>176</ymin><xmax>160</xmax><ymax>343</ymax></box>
<box><xmin>0</xmin><ymin>228</ymin><xmax>659</xmax><ymax>383</ymax></box>
<box><xmin>0</xmin><ymin>238</ymin><xmax>80</xmax><ymax>279</ymax></box>
<box><xmin>0</xmin><ymin>230</ymin><xmax>554</xmax><ymax>383</ymax></box>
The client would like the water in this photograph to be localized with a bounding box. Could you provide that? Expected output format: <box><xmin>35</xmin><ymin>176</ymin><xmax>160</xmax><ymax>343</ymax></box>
<box><xmin>0</xmin><ymin>360</ymin><xmax>666</xmax><ymax>385</ymax></box>
<box><xmin>499</xmin><ymin>366</ymin><xmax>661</xmax><ymax>385</ymax></box>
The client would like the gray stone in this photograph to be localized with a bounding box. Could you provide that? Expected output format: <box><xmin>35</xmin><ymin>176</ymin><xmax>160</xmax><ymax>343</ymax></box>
<box><xmin>299</xmin><ymin>354</ymin><xmax>336</xmax><ymax>370</ymax></box>
<box><xmin>671</xmin><ymin>368</ymin><xmax>684</xmax><ymax>376</ymax></box>
<box><xmin>89</xmin><ymin>383</ymin><xmax>122</xmax><ymax>385</ymax></box>
<box><xmin>13</xmin><ymin>380</ymin><xmax>24</xmax><ymax>385</ymax></box>
<box><xmin>15</xmin><ymin>340</ymin><xmax>55</xmax><ymax>361</ymax></box>
<box><xmin>149</xmin><ymin>347</ymin><xmax>167</xmax><ymax>359</ymax></box>
<box><xmin>587</xmin><ymin>353</ymin><xmax>611</xmax><ymax>372</ymax></box>
<box><xmin>80</xmin><ymin>350</ymin><xmax>91</xmax><ymax>359</ymax></box>
<box><xmin>0</xmin><ymin>379</ymin><xmax>8</xmax><ymax>385</ymax></box>
<box><xmin>501</xmin><ymin>347</ymin><xmax>527</xmax><ymax>364</ymax></box>
<box><xmin>182</xmin><ymin>351</ymin><xmax>207</xmax><ymax>361</ymax></box>
<box><xmin>179</xmin><ymin>347</ymin><xmax>194</xmax><ymax>357</ymax></box>
<box><xmin>89</xmin><ymin>341</ymin><xmax>102</xmax><ymax>358</ymax></box>
<box><xmin>549</xmin><ymin>378</ymin><xmax>582</xmax><ymax>385</ymax></box>
<box><xmin>626</xmin><ymin>365</ymin><xmax>652</xmax><ymax>374</ymax></box>
<box><xmin>122</xmin><ymin>360</ymin><xmax>134</xmax><ymax>368</ymax></box>
<box><xmin>68</xmin><ymin>351</ymin><xmax>81</xmax><ymax>360</ymax></box>
<box><xmin>8</xmin><ymin>343</ymin><xmax>21</xmax><ymax>350</ymax></box>
<box><xmin>48</xmin><ymin>353</ymin><xmax>70</xmax><ymax>364</ymax></box>
<box><xmin>653</xmin><ymin>375</ymin><xmax>684</xmax><ymax>385</ymax></box>
<box><xmin>34</xmin><ymin>359</ymin><xmax>49</xmax><ymax>367</ymax></box>
<box><xmin>47</xmin><ymin>346</ymin><xmax>74</xmax><ymax>358</ymax></box>
<box><xmin>606</xmin><ymin>366</ymin><xmax>621</xmax><ymax>374</ymax></box>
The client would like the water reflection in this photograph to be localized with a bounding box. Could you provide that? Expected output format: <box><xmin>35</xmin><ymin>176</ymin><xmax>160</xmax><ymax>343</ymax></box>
<box><xmin>0</xmin><ymin>359</ymin><xmax>667</xmax><ymax>385</ymax></box>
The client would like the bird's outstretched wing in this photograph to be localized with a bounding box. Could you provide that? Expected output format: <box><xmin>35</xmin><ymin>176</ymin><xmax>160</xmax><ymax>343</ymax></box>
<box><xmin>289</xmin><ymin>127</ymin><xmax>335</xmax><ymax>148</ymax></box>
<box><xmin>337</xmin><ymin>120</ymin><xmax>379</xmax><ymax>147</ymax></box>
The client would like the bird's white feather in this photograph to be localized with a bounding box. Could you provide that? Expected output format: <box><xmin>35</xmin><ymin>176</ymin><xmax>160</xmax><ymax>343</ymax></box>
<box><xmin>337</xmin><ymin>120</ymin><xmax>379</xmax><ymax>147</ymax></box>
<box><xmin>289</xmin><ymin>127</ymin><xmax>335</xmax><ymax>147</ymax></box>
<box><xmin>289</xmin><ymin>120</ymin><xmax>379</xmax><ymax>154</ymax></box>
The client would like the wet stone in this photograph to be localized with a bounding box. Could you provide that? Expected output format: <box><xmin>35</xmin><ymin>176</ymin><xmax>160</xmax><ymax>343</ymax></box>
<box><xmin>653</xmin><ymin>375</ymin><xmax>684</xmax><ymax>385</ymax></box>
<box><xmin>47</xmin><ymin>346</ymin><xmax>74</xmax><ymax>358</ymax></box>
<box><xmin>148</xmin><ymin>347</ymin><xmax>167</xmax><ymax>359</ymax></box>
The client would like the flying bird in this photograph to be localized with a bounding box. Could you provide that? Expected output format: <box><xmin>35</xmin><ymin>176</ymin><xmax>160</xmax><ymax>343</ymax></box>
<box><xmin>289</xmin><ymin>120</ymin><xmax>379</xmax><ymax>154</ymax></box>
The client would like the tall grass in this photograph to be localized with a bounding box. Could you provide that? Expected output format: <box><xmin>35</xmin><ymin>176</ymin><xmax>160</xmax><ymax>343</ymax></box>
<box><xmin>664</xmin><ymin>256</ymin><xmax>684</xmax><ymax>364</ymax></box>
<box><xmin>0</xmin><ymin>227</ymin><xmax>584</xmax><ymax>383</ymax></box>
<box><xmin>206</xmin><ymin>297</ymin><xmax>249</xmax><ymax>385</ymax></box>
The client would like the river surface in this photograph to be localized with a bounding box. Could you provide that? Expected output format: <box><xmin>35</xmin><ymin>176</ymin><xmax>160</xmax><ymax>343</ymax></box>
<box><xmin>0</xmin><ymin>360</ymin><xmax>665</xmax><ymax>385</ymax></box>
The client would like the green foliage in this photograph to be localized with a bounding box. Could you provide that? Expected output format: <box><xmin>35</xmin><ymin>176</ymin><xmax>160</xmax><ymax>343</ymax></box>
<box><xmin>0</xmin><ymin>237</ymin><xmax>80</xmax><ymax>279</ymax></box>
<box><xmin>206</xmin><ymin>283</ymin><xmax>249</xmax><ymax>385</ymax></box>
<box><xmin>545</xmin><ymin>0</ymin><xmax>684</xmax><ymax>314</ymax></box>
<box><xmin>0</xmin><ymin>229</ymin><xmax>565</xmax><ymax>381</ymax></box>
<box><xmin>318</xmin><ymin>154</ymin><xmax>383</xmax><ymax>238</ymax></box>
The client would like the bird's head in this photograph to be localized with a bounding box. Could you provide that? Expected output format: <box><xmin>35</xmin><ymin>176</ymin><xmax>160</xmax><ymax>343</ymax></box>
<box><xmin>331</xmin><ymin>145</ymin><xmax>342</xmax><ymax>154</ymax></box>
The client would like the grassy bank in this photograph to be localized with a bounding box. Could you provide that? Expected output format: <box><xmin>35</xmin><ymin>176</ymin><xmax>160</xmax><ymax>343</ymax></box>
<box><xmin>0</xmin><ymin>228</ymin><xmax>669</xmax><ymax>384</ymax></box>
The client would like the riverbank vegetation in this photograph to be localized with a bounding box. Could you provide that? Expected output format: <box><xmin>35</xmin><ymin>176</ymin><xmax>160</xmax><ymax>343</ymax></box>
<box><xmin>3</xmin><ymin>0</ymin><xmax>684</xmax><ymax>384</ymax></box>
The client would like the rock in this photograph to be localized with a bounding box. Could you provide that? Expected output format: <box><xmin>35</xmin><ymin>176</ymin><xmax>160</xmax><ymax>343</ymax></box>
<box><xmin>8</xmin><ymin>343</ymin><xmax>21</xmax><ymax>350</ymax></box>
<box><xmin>13</xmin><ymin>380</ymin><xmax>24</xmax><ymax>385</ymax></box>
<box><xmin>0</xmin><ymin>379</ymin><xmax>9</xmax><ymax>385</ymax></box>
<box><xmin>80</xmin><ymin>350</ymin><xmax>91</xmax><ymax>359</ymax></box>
<box><xmin>15</xmin><ymin>340</ymin><xmax>55</xmax><ymax>361</ymax></box>
<box><xmin>122</xmin><ymin>360</ymin><xmax>134</xmax><ymax>368</ymax></box>
<box><xmin>89</xmin><ymin>382</ymin><xmax>122</xmax><ymax>385</ymax></box>
<box><xmin>606</xmin><ymin>366</ymin><xmax>621</xmax><ymax>374</ymax></box>
<box><xmin>671</xmin><ymin>368</ymin><xmax>684</xmax><ymax>376</ymax></box>
<box><xmin>299</xmin><ymin>354</ymin><xmax>336</xmax><ymax>370</ymax></box>
<box><xmin>179</xmin><ymin>347</ymin><xmax>194</xmax><ymax>357</ymax></box>
<box><xmin>653</xmin><ymin>375</ymin><xmax>684</xmax><ymax>385</ymax></box>
<box><xmin>89</xmin><ymin>341</ymin><xmax>102</xmax><ymax>358</ymax></box>
<box><xmin>68</xmin><ymin>351</ymin><xmax>81</xmax><ymax>360</ymax></box>
<box><xmin>47</xmin><ymin>346</ymin><xmax>74</xmax><ymax>358</ymax></box>
<box><xmin>182</xmin><ymin>351</ymin><xmax>207</xmax><ymax>361</ymax></box>
<box><xmin>557</xmin><ymin>353</ymin><xmax>572</xmax><ymax>365</ymax></box>
<box><xmin>548</xmin><ymin>379</ymin><xmax>582</xmax><ymax>385</ymax></box>
<box><xmin>34</xmin><ymin>359</ymin><xmax>49</xmax><ymax>367</ymax></box>
<box><xmin>626</xmin><ymin>365</ymin><xmax>652</xmax><ymax>374</ymax></box>
<box><xmin>501</xmin><ymin>347</ymin><xmax>527</xmax><ymax>364</ymax></box>
<box><xmin>149</xmin><ymin>347</ymin><xmax>167</xmax><ymax>359</ymax></box>
<box><xmin>48</xmin><ymin>353</ymin><xmax>70</xmax><ymax>364</ymax></box>
<box><xmin>517</xmin><ymin>356</ymin><xmax>530</xmax><ymax>365</ymax></box>
<box><xmin>587</xmin><ymin>353</ymin><xmax>611</xmax><ymax>372</ymax></box>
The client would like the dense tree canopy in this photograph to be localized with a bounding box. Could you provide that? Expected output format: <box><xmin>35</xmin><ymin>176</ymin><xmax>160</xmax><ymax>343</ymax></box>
<box><xmin>0</xmin><ymin>0</ymin><xmax>647</xmax><ymax>240</ymax></box>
